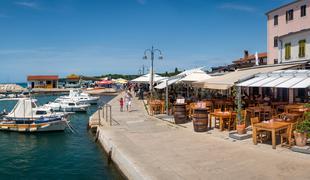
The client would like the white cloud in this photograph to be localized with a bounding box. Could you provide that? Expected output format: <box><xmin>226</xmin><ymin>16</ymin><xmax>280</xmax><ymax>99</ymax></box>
<box><xmin>14</xmin><ymin>1</ymin><xmax>40</xmax><ymax>9</ymax></box>
<box><xmin>219</xmin><ymin>3</ymin><xmax>256</xmax><ymax>12</ymax></box>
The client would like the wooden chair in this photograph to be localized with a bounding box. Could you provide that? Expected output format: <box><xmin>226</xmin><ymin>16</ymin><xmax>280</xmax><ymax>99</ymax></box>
<box><xmin>251</xmin><ymin>117</ymin><xmax>269</xmax><ymax>143</ymax></box>
<box><xmin>260</xmin><ymin>106</ymin><xmax>274</xmax><ymax>121</ymax></box>
<box><xmin>280</xmin><ymin>122</ymin><xmax>297</xmax><ymax>147</ymax></box>
<box><xmin>226</xmin><ymin>113</ymin><xmax>235</xmax><ymax>131</ymax></box>
<box><xmin>214</xmin><ymin>109</ymin><xmax>221</xmax><ymax>128</ymax></box>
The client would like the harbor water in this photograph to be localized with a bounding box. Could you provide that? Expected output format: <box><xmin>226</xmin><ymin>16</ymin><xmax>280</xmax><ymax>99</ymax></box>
<box><xmin>0</xmin><ymin>95</ymin><xmax>123</xmax><ymax>179</ymax></box>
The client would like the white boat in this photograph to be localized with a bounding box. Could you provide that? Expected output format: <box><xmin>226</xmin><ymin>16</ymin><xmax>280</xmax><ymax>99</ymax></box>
<box><xmin>45</xmin><ymin>100</ymin><xmax>90</xmax><ymax>112</ymax></box>
<box><xmin>0</xmin><ymin>98</ymin><xmax>69</xmax><ymax>132</ymax></box>
<box><xmin>4</xmin><ymin>98</ymin><xmax>68</xmax><ymax>119</ymax></box>
<box><xmin>56</xmin><ymin>89</ymin><xmax>99</xmax><ymax>105</ymax></box>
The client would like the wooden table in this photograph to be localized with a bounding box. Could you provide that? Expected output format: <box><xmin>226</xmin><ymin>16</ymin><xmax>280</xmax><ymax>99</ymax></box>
<box><xmin>210</xmin><ymin>111</ymin><xmax>236</xmax><ymax>131</ymax></box>
<box><xmin>252</xmin><ymin>121</ymin><xmax>291</xmax><ymax>149</ymax></box>
<box><xmin>279</xmin><ymin>112</ymin><xmax>303</xmax><ymax>121</ymax></box>
<box><xmin>149</xmin><ymin>100</ymin><xmax>165</xmax><ymax>115</ymax></box>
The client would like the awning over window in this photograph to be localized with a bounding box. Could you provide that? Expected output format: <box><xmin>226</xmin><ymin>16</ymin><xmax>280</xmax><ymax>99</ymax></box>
<box><xmin>194</xmin><ymin>64</ymin><xmax>298</xmax><ymax>90</ymax></box>
<box><xmin>237</xmin><ymin>70</ymin><xmax>310</xmax><ymax>89</ymax></box>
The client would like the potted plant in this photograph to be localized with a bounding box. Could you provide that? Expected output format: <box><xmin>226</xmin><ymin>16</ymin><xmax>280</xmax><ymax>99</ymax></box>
<box><xmin>294</xmin><ymin>105</ymin><xmax>310</xmax><ymax>147</ymax></box>
<box><xmin>234</xmin><ymin>86</ymin><xmax>246</xmax><ymax>134</ymax></box>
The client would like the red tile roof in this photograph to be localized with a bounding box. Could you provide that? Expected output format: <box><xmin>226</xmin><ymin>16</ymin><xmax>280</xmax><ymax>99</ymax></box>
<box><xmin>233</xmin><ymin>52</ymin><xmax>267</xmax><ymax>64</ymax></box>
<box><xmin>27</xmin><ymin>75</ymin><xmax>59</xmax><ymax>81</ymax></box>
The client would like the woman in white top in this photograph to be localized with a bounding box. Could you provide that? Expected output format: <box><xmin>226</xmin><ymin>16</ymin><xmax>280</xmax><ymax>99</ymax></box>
<box><xmin>125</xmin><ymin>91</ymin><xmax>132</xmax><ymax>112</ymax></box>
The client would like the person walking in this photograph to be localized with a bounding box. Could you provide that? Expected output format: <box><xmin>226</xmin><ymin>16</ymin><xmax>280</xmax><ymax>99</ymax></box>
<box><xmin>125</xmin><ymin>91</ymin><xmax>133</xmax><ymax>112</ymax></box>
<box><xmin>119</xmin><ymin>97</ymin><xmax>124</xmax><ymax>112</ymax></box>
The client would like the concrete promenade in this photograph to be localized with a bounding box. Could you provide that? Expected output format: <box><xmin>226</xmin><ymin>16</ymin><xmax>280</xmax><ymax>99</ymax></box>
<box><xmin>91</xmin><ymin>93</ymin><xmax>310</xmax><ymax>180</ymax></box>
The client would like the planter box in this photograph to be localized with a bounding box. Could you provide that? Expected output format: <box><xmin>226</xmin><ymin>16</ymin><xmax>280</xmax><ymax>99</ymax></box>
<box><xmin>229</xmin><ymin>131</ymin><xmax>252</xmax><ymax>140</ymax></box>
<box><xmin>291</xmin><ymin>145</ymin><xmax>310</xmax><ymax>154</ymax></box>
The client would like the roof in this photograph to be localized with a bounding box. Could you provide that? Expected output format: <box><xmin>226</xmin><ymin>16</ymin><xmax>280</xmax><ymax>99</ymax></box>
<box><xmin>265</xmin><ymin>0</ymin><xmax>301</xmax><ymax>15</ymax></box>
<box><xmin>193</xmin><ymin>63</ymin><xmax>301</xmax><ymax>90</ymax></box>
<box><xmin>233</xmin><ymin>52</ymin><xmax>267</xmax><ymax>64</ymax></box>
<box><xmin>237</xmin><ymin>70</ymin><xmax>310</xmax><ymax>88</ymax></box>
<box><xmin>278</xmin><ymin>28</ymin><xmax>310</xmax><ymax>39</ymax></box>
<box><xmin>27</xmin><ymin>75</ymin><xmax>59</xmax><ymax>81</ymax></box>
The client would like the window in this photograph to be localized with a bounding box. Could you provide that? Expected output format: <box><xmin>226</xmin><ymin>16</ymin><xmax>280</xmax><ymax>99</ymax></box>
<box><xmin>274</xmin><ymin>15</ymin><xmax>278</xmax><ymax>25</ymax></box>
<box><xmin>286</xmin><ymin>9</ymin><xmax>294</xmax><ymax>21</ymax></box>
<box><xmin>299</xmin><ymin>39</ymin><xmax>306</xmax><ymax>58</ymax></box>
<box><xmin>301</xmin><ymin>5</ymin><xmax>307</xmax><ymax>17</ymax></box>
<box><xmin>274</xmin><ymin>59</ymin><xmax>278</xmax><ymax>64</ymax></box>
<box><xmin>36</xmin><ymin>111</ymin><xmax>47</xmax><ymax>115</ymax></box>
<box><xmin>274</xmin><ymin>36</ymin><xmax>278</xmax><ymax>47</ymax></box>
<box><xmin>285</xmin><ymin>43</ymin><xmax>291</xmax><ymax>59</ymax></box>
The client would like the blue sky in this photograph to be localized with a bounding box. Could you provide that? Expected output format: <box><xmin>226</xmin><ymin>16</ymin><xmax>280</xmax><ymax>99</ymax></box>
<box><xmin>0</xmin><ymin>0</ymin><xmax>292</xmax><ymax>82</ymax></box>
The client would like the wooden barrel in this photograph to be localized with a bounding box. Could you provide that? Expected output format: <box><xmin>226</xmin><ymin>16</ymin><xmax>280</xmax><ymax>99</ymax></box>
<box><xmin>174</xmin><ymin>104</ymin><xmax>187</xmax><ymax>124</ymax></box>
<box><xmin>192</xmin><ymin>108</ymin><xmax>208</xmax><ymax>132</ymax></box>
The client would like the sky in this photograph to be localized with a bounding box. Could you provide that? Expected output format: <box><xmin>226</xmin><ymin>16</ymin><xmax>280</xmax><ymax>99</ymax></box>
<box><xmin>0</xmin><ymin>0</ymin><xmax>292</xmax><ymax>83</ymax></box>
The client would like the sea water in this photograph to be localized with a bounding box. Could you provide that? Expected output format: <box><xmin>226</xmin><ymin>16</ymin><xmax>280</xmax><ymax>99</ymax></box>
<box><xmin>0</xmin><ymin>95</ymin><xmax>123</xmax><ymax>179</ymax></box>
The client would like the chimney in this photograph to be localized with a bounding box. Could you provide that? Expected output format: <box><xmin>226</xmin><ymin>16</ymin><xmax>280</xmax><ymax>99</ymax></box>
<box><xmin>244</xmin><ymin>50</ymin><xmax>249</xmax><ymax>58</ymax></box>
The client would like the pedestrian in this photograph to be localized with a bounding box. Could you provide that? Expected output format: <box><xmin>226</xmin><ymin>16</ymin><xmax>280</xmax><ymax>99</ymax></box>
<box><xmin>119</xmin><ymin>97</ymin><xmax>124</xmax><ymax>112</ymax></box>
<box><xmin>125</xmin><ymin>91</ymin><xmax>133</xmax><ymax>112</ymax></box>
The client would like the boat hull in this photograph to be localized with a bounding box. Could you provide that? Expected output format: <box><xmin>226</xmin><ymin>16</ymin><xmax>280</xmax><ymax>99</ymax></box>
<box><xmin>0</xmin><ymin>120</ymin><xmax>67</xmax><ymax>132</ymax></box>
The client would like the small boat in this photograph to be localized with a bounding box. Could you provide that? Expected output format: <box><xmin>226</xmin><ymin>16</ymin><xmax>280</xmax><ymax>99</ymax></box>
<box><xmin>44</xmin><ymin>100</ymin><xmax>90</xmax><ymax>112</ymax></box>
<box><xmin>57</xmin><ymin>89</ymin><xmax>99</xmax><ymax>105</ymax></box>
<box><xmin>0</xmin><ymin>98</ymin><xmax>69</xmax><ymax>132</ymax></box>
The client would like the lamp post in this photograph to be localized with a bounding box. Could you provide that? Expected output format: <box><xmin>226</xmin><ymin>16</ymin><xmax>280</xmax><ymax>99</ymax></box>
<box><xmin>143</xmin><ymin>46</ymin><xmax>163</xmax><ymax>98</ymax></box>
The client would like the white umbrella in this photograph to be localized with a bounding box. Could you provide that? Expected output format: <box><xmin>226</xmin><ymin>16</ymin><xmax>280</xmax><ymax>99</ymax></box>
<box><xmin>255</xmin><ymin>52</ymin><xmax>259</xmax><ymax>66</ymax></box>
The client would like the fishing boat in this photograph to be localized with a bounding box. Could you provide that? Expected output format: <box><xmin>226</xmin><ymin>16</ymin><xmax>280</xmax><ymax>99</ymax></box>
<box><xmin>56</xmin><ymin>89</ymin><xmax>99</xmax><ymax>105</ymax></box>
<box><xmin>44</xmin><ymin>99</ymin><xmax>90</xmax><ymax>112</ymax></box>
<box><xmin>0</xmin><ymin>98</ymin><xmax>69</xmax><ymax>132</ymax></box>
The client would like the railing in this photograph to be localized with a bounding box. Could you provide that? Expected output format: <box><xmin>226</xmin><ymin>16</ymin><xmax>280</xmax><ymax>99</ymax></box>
<box><xmin>98</xmin><ymin>103</ymin><xmax>112</xmax><ymax>126</ymax></box>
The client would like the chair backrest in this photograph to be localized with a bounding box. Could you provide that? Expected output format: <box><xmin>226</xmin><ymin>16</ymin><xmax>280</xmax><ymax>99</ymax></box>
<box><xmin>214</xmin><ymin>108</ymin><xmax>221</xmax><ymax>113</ymax></box>
<box><xmin>251</xmin><ymin>117</ymin><xmax>259</xmax><ymax>127</ymax></box>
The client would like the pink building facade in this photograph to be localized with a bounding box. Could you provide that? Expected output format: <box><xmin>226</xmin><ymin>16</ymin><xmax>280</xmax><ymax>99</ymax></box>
<box><xmin>266</xmin><ymin>0</ymin><xmax>310</xmax><ymax>64</ymax></box>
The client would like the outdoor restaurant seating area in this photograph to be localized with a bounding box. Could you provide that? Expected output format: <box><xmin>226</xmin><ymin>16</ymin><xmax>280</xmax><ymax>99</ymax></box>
<box><xmin>133</xmin><ymin>67</ymin><xmax>310</xmax><ymax>152</ymax></box>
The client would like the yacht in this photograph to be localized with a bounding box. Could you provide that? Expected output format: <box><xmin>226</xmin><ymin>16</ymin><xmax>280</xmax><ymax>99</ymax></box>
<box><xmin>45</xmin><ymin>99</ymin><xmax>90</xmax><ymax>112</ymax></box>
<box><xmin>57</xmin><ymin>89</ymin><xmax>99</xmax><ymax>105</ymax></box>
<box><xmin>0</xmin><ymin>98</ymin><xmax>69</xmax><ymax>132</ymax></box>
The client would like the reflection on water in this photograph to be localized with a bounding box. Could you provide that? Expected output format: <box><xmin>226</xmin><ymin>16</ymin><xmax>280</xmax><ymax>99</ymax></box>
<box><xmin>0</xmin><ymin>95</ymin><xmax>123</xmax><ymax>179</ymax></box>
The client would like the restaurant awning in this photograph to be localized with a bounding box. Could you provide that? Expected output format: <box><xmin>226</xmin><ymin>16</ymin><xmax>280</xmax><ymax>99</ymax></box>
<box><xmin>194</xmin><ymin>64</ymin><xmax>300</xmax><ymax>90</ymax></box>
<box><xmin>131</xmin><ymin>73</ymin><xmax>167</xmax><ymax>83</ymax></box>
<box><xmin>180</xmin><ymin>70</ymin><xmax>212</xmax><ymax>83</ymax></box>
<box><xmin>237</xmin><ymin>70</ymin><xmax>310</xmax><ymax>89</ymax></box>
<box><xmin>155</xmin><ymin>67</ymin><xmax>205</xmax><ymax>89</ymax></box>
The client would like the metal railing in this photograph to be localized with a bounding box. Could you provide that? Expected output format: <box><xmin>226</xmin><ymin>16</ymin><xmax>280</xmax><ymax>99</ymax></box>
<box><xmin>98</xmin><ymin>104</ymin><xmax>112</xmax><ymax>126</ymax></box>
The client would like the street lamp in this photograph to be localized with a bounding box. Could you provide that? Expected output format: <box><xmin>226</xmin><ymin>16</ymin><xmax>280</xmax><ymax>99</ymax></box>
<box><xmin>143</xmin><ymin>46</ymin><xmax>163</xmax><ymax>98</ymax></box>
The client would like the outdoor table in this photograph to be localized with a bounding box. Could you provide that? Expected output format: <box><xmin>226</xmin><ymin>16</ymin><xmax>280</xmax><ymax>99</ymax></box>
<box><xmin>279</xmin><ymin>112</ymin><xmax>303</xmax><ymax>121</ymax></box>
<box><xmin>210</xmin><ymin>111</ymin><xmax>236</xmax><ymax>131</ymax></box>
<box><xmin>149</xmin><ymin>100</ymin><xmax>165</xmax><ymax>115</ymax></box>
<box><xmin>284</xmin><ymin>104</ymin><xmax>305</xmax><ymax>113</ymax></box>
<box><xmin>252</xmin><ymin>121</ymin><xmax>291</xmax><ymax>149</ymax></box>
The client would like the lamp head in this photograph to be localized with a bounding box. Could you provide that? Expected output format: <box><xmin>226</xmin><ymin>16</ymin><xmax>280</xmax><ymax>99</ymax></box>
<box><xmin>143</xmin><ymin>55</ymin><xmax>148</xmax><ymax>60</ymax></box>
<box><xmin>158</xmin><ymin>55</ymin><xmax>163</xmax><ymax>60</ymax></box>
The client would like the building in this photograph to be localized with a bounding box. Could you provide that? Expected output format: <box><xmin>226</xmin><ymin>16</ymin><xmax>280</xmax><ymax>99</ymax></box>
<box><xmin>27</xmin><ymin>75</ymin><xmax>59</xmax><ymax>89</ymax></box>
<box><xmin>210</xmin><ymin>51</ymin><xmax>267</xmax><ymax>73</ymax></box>
<box><xmin>232</xmin><ymin>51</ymin><xmax>267</xmax><ymax>68</ymax></box>
<box><xmin>266</xmin><ymin>0</ymin><xmax>310</xmax><ymax>64</ymax></box>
